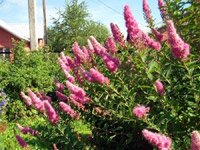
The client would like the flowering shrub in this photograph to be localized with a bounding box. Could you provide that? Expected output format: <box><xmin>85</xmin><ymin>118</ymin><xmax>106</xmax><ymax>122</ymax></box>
<box><xmin>18</xmin><ymin>0</ymin><xmax>199</xmax><ymax>149</ymax></box>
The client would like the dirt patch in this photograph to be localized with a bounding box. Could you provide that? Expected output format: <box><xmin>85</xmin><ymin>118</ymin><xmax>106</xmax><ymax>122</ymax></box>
<box><xmin>0</xmin><ymin>122</ymin><xmax>7</xmax><ymax>133</ymax></box>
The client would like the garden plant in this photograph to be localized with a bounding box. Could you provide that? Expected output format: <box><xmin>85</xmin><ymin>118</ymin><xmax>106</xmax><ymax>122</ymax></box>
<box><xmin>1</xmin><ymin>0</ymin><xmax>199</xmax><ymax>149</ymax></box>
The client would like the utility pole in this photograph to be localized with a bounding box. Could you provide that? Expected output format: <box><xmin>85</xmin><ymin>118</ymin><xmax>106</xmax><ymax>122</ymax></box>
<box><xmin>28</xmin><ymin>0</ymin><xmax>38</xmax><ymax>50</ymax></box>
<box><xmin>43</xmin><ymin>0</ymin><xmax>48</xmax><ymax>45</ymax></box>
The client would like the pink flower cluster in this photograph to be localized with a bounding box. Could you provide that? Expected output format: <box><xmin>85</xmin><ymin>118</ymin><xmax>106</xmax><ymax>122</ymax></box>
<box><xmin>56</xmin><ymin>90</ymin><xmax>68</xmax><ymax>102</ymax></box>
<box><xmin>101</xmin><ymin>52</ymin><xmax>120</xmax><ymax>73</ymax></box>
<box><xmin>80</xmin><ymin>67</ymin><xmax>95</xmax><ymax>83</ymax></box>
<box><xmin>105</xmin><ymin>36</ymin><xmax>117</xmax><ymax>54</ymax></box>
<box><xmin>152</xmin><ymin>28</ymin><xmax>164</xmax><ymax>42</ymax></box>
<box><xmin>191</xmin><ymin>131</ymin><xmax>200</xmax><ymax>150</ymax></box>
<box><xmin>63</xmin><ymin>69</ymin><xmax>75</xmax><ymax>83</ymax></box>
<box><xmin>87</xmin><ymin>39</ymin><xmax>95</xmax><ymax>55</ymax></box>
<box><xmin>155</xmin><ymin>80</ymin><xmax>165</xmax><ymax>96</ymax></box>
<box><xmin>27</xmin><ymin>89</ymin><xmax>45</xmax><ymax>112</ymax></box>
<box><xmin>72</xmin><ymin>42</ymin><xmax>89</xmax><ymax>64</ymax></box>
<box><xmin>59</xmin><ymin>102</ymin><xmax>80</xmax><ymax>120</ymax></box>
<box><xmin>110</xmin><ymin>23</ymin><xmax>125</xmax><ymax>47</ymax></box>
<box><xmin>21</xmin><ymin>90</ymin><xmax>60</xmax><ymax>124</ymax></box>
<box><xmin>66</xmin><ymin>81</ymin><xmax>89</xmax><ymax>104</ymax></box>
<box><xmin>142</xmin><ymin>32</ymin><xmax>161</xmax><ymax>50</ymax></box>
<box><xmin>132</xmin><ymin>105</ymin><xmax>150</xmax><ymax>119</ymax></box>
<box><xmin>69</xmin><ymin>98</ymin><xmax>85</xmax><ymax>111</ymax></box>
<box><xmin>142</xmin><ymin>129</ymin><xmax>172</xmax><ymax>150</ymax></box>
<box><xmin>59</xmin><ymin>52</ymin><xmax>74</xmax><ymax>71</ymax></box>
<box><xmin>36</xmin><ymin>91</ymin><xmax>52</xmax><ymax>103</ymax></box>
<box><xmin>166</xmin><ymin>20</ymin><xmax>190</xmax><ymax>59</ymax></box>
<box><xmin>20</xmin><ymin>91</ymin><xmax>32</xmax><ymax>106</ymax></box>
<box><xmin>90</xmin><ymin>36</ymin><xmax>107</xmax><ymax>56</ymax></box>
<box><xmin>90</xmin><ymin>36</ymin><xmax>120</xmax><ymax>72</ymax></box>
<box><xmin>15</xmin><ymin>135</ymin><xmax>28</xmax><ymax>148</ymax></box>
<box><xmin>143</xmin><ymin>0</ymin><xmax>152</xmax><ymax>24</ymax></box>
<box><xmin>54</xmin><ymin>79</ymin><xmax>65</xmax><ymax>91</ymax></box>
<box><xmin>89</xmin><ymin>68</ymin><xmax>110</xmax><ymax>84</ymax></box>
<box><xmin>124</xmin><ymin>5</ymin><xmax>161</xmax><ymax>51</ymax></box>
<box><xmin>81</xmin><ymin>68</ymin><xmax>110</xmax><ymax>85</ymax></box>
<box><xmin>43</xmin><ymin>100</ymin><xmax>60</xmax><ymax>124</ymax></box>
<box><xmin>56</xmin><ymin>90</ymin><xmax>85</xmax><ymax>111</ymax></box>
<box><xmin>142</xmin><ymin>0</ymin><xmax>164</xmax><ymax>42</ymax></box>
<box><xmin>158</xmin><ymin>0</ymin><xmax>166</xmax><ymax>19</ymax></box>
<box><xmin>58</xmin><ymin>57</ymin><xmax>70</xmax><ymax>72</ymax></box>
<box><xmin>17</xmin><ymin>124</ymin><xmax>39</xmax><ymax>136</ymax></box>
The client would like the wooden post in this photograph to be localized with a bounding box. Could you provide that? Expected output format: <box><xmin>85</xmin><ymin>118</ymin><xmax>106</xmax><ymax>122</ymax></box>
<box><xmin>28</xmin><ymin>0</ymin><xmax>38</xmax><ymax>50</ymax></box>
<box><xmin>43</xmin><ymin>0</ymin><xmax>48</xmax><ymax>45</ymax></box>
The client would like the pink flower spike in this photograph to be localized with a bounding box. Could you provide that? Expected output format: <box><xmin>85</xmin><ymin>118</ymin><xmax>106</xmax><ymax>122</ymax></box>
<box><xmin>54</xmin><ymin>79</ymin><xmax>65</xmax><ymax>91</ymax></box>
<box><xmin>16</xmin><ymin>124</ymin><xmax>39</xmax><ymax>136</ymax></box>
<box><xmin>124</xmin><ymin>5</ymin><xmax>140</xmax><ymax>42</ymax></box>
<box><xmin>87</xmin><ymin>39</ymin><xmax>95</xmax><ymax>55</ymax></box>
<box><xmin>58</xmin><ymin>57</ymin><xmax>71</xmax><ymax>72</ymax></box>
<box><xmin>60</xmin><ymin>52</ymin><xmax>68</xmax><ymax>64</ymax></box>
<box><xmin>66</xmin><ymin>81</ymin><xmax>86</xmax><ymax>98</ymax></box>
<box><xmin>39</xmin><ymin>92</ymin><xmax>52</xmax><ymax>103</ymax></box>
<box><xmin>43</xmin><ymin>100</ymin><xmax>60</xmax><ymax>124</ymax></box>
<box><xmin>132</xmin><ymin>105</ymin><xmax>150</xmax><ymax>119</ymax></box>
<box><xmin>89</xmin><ymin>68</ymin><xmax>110</xmax><ymax>85</ymax></box>
<box><xmin>124</xmin><ymin>5</ymin><xmax>161</xmax><ymax>50</ymax></box>
<box><xmin>191</xmin><ymin>131</ymin><xmax>200</xmax><ymax>150</ymax></box>
<box><xmin>143</xmin><ymin>0</ymin><xmax>152</xmax><ymax>24</ymax></box>
<box><xmin>101</xmin><ymin>52</ymin><xmax>120</xmax><ymax>73</ymax></box>
<box><xmin>142</xmin><ymin>32</ymin><xmax>161</xmax><ymax>51</ymax></box>
<box><xmin>110</xmin><ymin>23</ymin><xmax>125</xmax><ymax>47</ymax></box>
<box><xmin>142</xmin><ymin>129</ymin><xmax>172</xmax><ymax>150</ymax></box>
<box><xmin>82</xmin><ymin>46</ymin><xmax>90</xmax><ymax>60</ymax></box>
<box><xmin>70</xmin><ymin>94</ymin><xmax>90</xmax><ymax>104</ymax></box>
<box><xmin>16</xmin><ymin>123</ymin><xmax>24</xmax><ymax>132</ymax></box>
<box><xmin>56</xmin><ymin>91</ymin><xmax>68</xmax><ymax>102</ymax></box>
<box><xmin>155</xmin><ymin>80</ymin><xmax>165</xmax><ymax>96</ymax></box>
<box><xmin>90</xmin><ymin>36</ymin><xmax>107</xmax><ymax>56</ymax></box>
<box><xmin>69</xmin><ymin>98</ymin><xmax>85</xmax><ymax>110</ymax></box>
<box><xmin>63</xmin><ymin>70</ymin><xmax>75</xmax><ymax>83</ymax></box>
<box><xmin>15</xmin><ymin>135</ymin><xmax>28</xmax><ymax>148</ymax></box>
<box><xmin>59</xmin><ymin>102</ymin><xmax>80</xmax><ymax>120</ymax></box>
<box><xmin>158</xmin><ymin>0</ymin><xmax>166</xmax><ymax>19</ymax></box>
<box><xmin>167</xmin><ymin>20</ymin><xmax>190</xmax><ymax>59</ymax></box>
<box><xmin>105</xmin><ymin>36</ymin><xmax>117</xmax><ymax>54</ymax></box>
<box><xmin>152</xmin><ymin>28</ymin><xmax>164</xmax><ymax>42</ymax></box>
<box><xmin>27</xmin><ymin>89</ymin><xmax>44</xmax><ymax>112</ymax></box>
<box><xmin>20</xmin><ymin>91</ymin><xmax>32</xmax><ymax>106</ymax></box>
<box><xmin>80</xmin><ymin>67</ymin><xmax>95</xmax><ymax>83</ymax></box>
<box><xmin>72</xmin><ymin>42</ymin><xmax>88</xmax><ymax>64</ymax></box>
<box><xmin>65</xmin><ymin>55</ymin><xmax>74</xmax><ymax>68</ymax></box>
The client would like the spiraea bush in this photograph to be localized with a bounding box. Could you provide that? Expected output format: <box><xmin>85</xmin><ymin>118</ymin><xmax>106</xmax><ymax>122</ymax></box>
<box><xmin>18</xmin><ymin>0</ymin><xmax>199</xmax><ymax>149</ymax></box>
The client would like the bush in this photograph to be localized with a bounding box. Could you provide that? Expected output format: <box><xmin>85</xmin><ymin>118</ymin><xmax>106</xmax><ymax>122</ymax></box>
<box><xmin>0</xmin><ymin>41</ymin><xmax>62</xmax><ymax>120</ymax></box>
<box><xmin>15</xmin><ymin>1</ymin><xmax>200</xmax><ymax>150</ymax></box>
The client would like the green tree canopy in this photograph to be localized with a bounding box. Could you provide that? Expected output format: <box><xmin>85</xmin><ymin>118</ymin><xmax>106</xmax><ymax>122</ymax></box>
<box><xmin>48</xmin><ymin>0</ymin><xmax>110</xmax><ymax>52</ymax></box>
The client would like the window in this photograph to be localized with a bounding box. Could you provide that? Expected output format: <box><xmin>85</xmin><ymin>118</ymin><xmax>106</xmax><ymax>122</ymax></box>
<box><xmin>0</xmin><ymin>48</ymin><xmax>10</xmax><ymax>61</ymax></box>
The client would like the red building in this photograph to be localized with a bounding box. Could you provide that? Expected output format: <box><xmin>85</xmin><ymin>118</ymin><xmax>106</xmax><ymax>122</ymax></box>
<box><xmin>0</xmin><ymin>19</ymin><xmax>44</xmax><ymax>61</ymax></box>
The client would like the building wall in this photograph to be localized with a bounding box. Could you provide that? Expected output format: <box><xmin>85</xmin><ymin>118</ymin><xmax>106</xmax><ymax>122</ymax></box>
<box><xmin>0</xmin><ymin>27</ymin><xmax>30</xmax><ymax>49</ymax></box>
<box><xmin>0</xmin><ymin>27</ymin><xmax>31</xmax><ymax>61</ymax></box>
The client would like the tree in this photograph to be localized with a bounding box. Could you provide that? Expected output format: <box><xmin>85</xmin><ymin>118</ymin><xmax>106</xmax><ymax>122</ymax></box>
<box><xmin>48</xmin><ymin>0</ymin><xmax>109</xmax><ymax>52</ymax></box>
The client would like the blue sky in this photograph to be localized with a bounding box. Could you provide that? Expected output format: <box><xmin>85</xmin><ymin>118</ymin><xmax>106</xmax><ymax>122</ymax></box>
<box><xmin>0</xmin><ymin>0</ymin><xmax>163</xmax><ymax>34</ymax></box>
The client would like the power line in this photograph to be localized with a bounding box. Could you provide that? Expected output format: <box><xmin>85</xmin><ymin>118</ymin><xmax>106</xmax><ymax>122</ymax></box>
<box><xmin>94</xmin><ymin>0</ymin><xmax>148</xmax><ymax>27</ymax></box>
<box><xmin>95</xmin><ymin>0</ymin><xmax>122</xmax><ymax>16</ymax></box>
<box><xmin>93</xmin><ymin>0</ymin><xmax>163</xmax><ymax>28</ymax></box>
